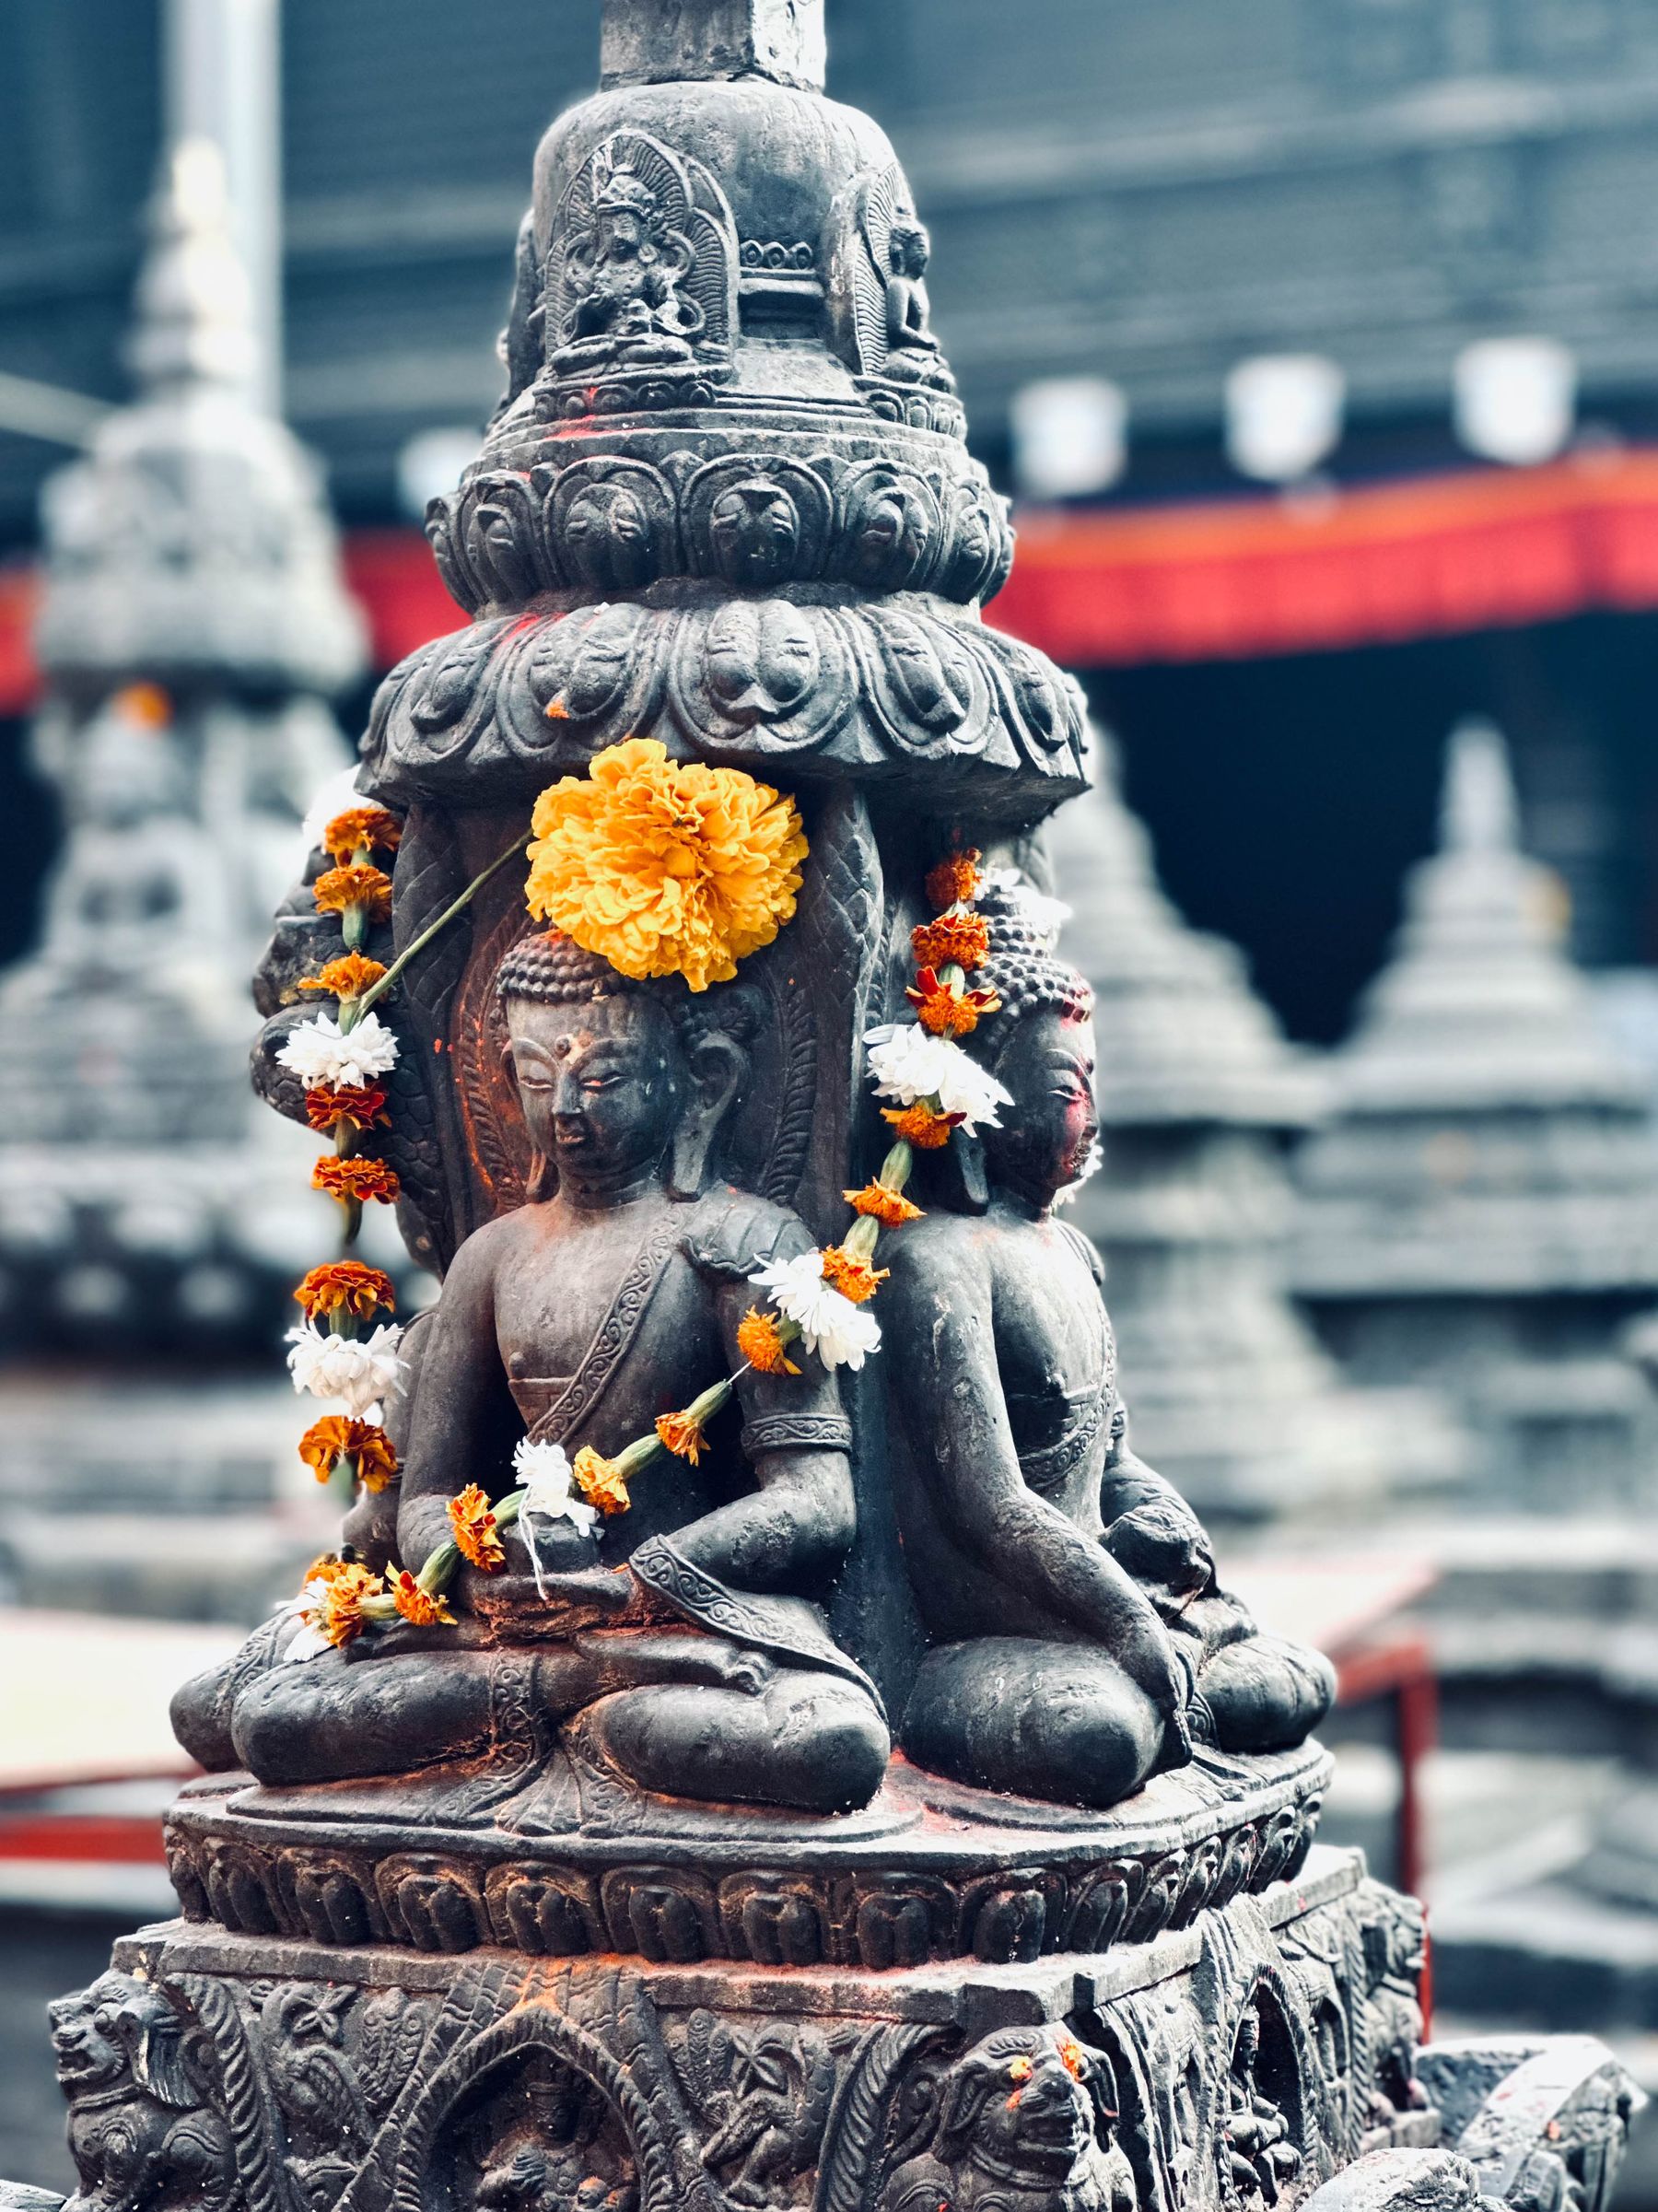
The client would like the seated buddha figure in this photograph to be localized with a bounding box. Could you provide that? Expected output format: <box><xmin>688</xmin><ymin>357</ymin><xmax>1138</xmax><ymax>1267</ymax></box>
<box><xmin>884</xmin><ymin>888</ymin><xmax>1334</xmax><ymax>1809</ymax></box>
<box><xmin>172</xmin><ymin>930</ymin><xmax>889</xmax><ymax>1819</ymax></box>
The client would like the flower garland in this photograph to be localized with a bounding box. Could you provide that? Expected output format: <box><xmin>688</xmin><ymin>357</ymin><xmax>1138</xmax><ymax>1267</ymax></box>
<box><xmin>281</xmin><ymin>739</ymin><xmax>1006</xmax><ymax>1656</ymax></box>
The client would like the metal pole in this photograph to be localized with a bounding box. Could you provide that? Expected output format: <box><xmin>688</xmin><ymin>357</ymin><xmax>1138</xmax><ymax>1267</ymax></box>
<box><xmin>164</xmin><ymin>0</ymin><xmax>283</xmax><ymax>415</ymax></box>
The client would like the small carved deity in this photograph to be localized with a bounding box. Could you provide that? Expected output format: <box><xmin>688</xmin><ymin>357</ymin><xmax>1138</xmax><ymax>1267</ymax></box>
<box><xmin>47</xmin><ymin>1972</ymin><xmax>235</xmax><ymax>2212</ymax></box>
<box><xmin>173</xmin><ymin>930</ymin><xmax>888</xmax><ymax>1819</ymax></box>
<box><xmin>1220</xmin><ymin>2009</ymin><xmax>1302</xmax><ymax>2208</ymax></box>
<box><xmin>879</xmin><ymin>2025</ymin><xmax>1137</xmax><ymax>2212</ymax></box>
<box><xmin>884</xmin><ymin>218</ymin><xmax>940</xmax><ymax>357</ymax></box>
<box><xmin>552</xmin><ymin>164</ymin><xmax>705</xmax><ymax>373</ymax></box>
<box><xmin>883</xmin><ymin>888</ymin><xmax>1335</xmax><ymax>1808</ymax></box>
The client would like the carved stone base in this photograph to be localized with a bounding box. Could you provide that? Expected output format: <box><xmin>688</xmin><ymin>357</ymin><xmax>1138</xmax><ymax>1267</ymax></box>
<box><xmin>20</xmin><ymin>1848</ymin><xmax>1640</xmax><ymax>2212</ymax></box>
<box><xmin>162</xmin><ymin>1742</ymin><xmax>1329</xmax><ymax>1969</ymax></box>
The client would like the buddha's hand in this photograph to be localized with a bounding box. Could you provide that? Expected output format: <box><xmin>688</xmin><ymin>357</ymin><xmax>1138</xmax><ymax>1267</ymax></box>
<box><xmin>1103</xmin><ymin>1501</ymin><xmax>1215</xmax><ymax>1601</ymax></box>
<box><xmin>1115</xmin><ymin>1595</ymin><xmax>1195</xmax><ymax>1771</ymax></box>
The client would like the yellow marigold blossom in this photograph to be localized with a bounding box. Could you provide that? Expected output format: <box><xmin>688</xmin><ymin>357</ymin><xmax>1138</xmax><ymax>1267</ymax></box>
<box><xmin>313</xmin><ymin>862</ymin><xmax>393</xmax><ymax>923</ymax></box>
<box><xmin>736</xmin><ymin>1305</ymin><xmax>801</xmax><ymax>1376</ymax></box>
<box><xmin>654</xmin><ymin>1409</ymin><xmax>708</xmax><ymax>1466</ymax></box>
<box><xmin>311</xmin><ymin>1153</ymin><xmax>402</xmax><ymax>1207</ymax></box>
<box><xmin>925</xmin><ymin>849</ymin><xmax>983</xmax><ymax>912</ymax></box>
<box><xmin>301</xmin><ymin>1561</ymin><xmax>383</xmax><ymax>1649</ymax></box>
<box><xmin>323</xmin><ymin>806</ymin><xmax>402</xmax><ymax>861</ymax></box>
<box><xmin>820</xmin><ymin>1245</ymin><xmax>889</xmax><ymax>1305</ymax></box>
<box><xmin>844</xmin><ymin>1182</ymin><xmax>924</xmax><ymax>1228</ymax></box>
<box><xmin>391</xmin><ymin>1569</ymin><xmax>455</xmax><ymax>1628</ymax></box>
<box><xmin>907</xmin><ymin>966</ymin><xmax>1001</xmax><ymax>1038</ymax></box>
<box><xmin>353</xmin><ymin>1427</ymin><xmax>399</xmax><ymax>1494</ymax></box>
<box><xmin>882</xmin><ymin>1101</ymin><xmax>962</xmax><ymax>1150</ymax></box>
<box><xmin>1008</xmin><ymin>2055</ymin><xmax>1034</xmax><ymax>2085</ymax></box>
<box><xmin>572</xmin><ymin>1446</ymin><xmax>632</xmax><ymax>1516</ymax></box>
<box><xmin>524</xmin><ymin>738</ymin><xmax>808</xmax><ymax>994</ymax></box>
<box><xmin>448</xmin><ymin>1482</ymin><xmax>506</xmax><ymax>1571</ymax></box>
<box><xmin>294</xmin><ymin>1260</ymin><xmax>395</xmax><ymax>1323</ymax></box>
<box><xmin>304</xmin><ymin>1083</ymin><xmax>391</xmax><ymax>1133</ymax></box>
<box><xmin>299</xmin><ymin>954</ymin><xmax>389</xmax><ymax>1000</ymax></box>
<box><xmin>911</xmin><ymin>912</ymin><xmax>990</xmax><ymax>974</ymax></box>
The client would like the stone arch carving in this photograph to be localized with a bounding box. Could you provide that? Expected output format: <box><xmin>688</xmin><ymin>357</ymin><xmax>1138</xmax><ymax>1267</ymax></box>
<box><xmin>391</xmin><ymin>1995</ymin><xmax>680</xmax><ymax>2212</ymax></box>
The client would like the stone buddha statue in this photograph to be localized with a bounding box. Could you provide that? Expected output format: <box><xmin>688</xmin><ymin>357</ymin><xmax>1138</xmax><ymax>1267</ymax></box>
<box><xmin>553</xmin><ymin>166</ymin><xmax>704</xmax><ymax>373</ymax></box>
<box><xmin>883</xmin><ymin>887</ymin><xmax>1335</xmax><ymax>1808</ymax></box>
<box><xmin>172</xmin><ymin>929</ymin><xmax>889</xmax><ymax>1820</ymax></box>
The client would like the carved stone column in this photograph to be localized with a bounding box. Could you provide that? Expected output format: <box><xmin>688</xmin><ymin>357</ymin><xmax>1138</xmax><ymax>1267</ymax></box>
<box><xmin>6</xmin><ymin>10</ymin><xmax>1642</xmax><ymax>2212</ymax></box>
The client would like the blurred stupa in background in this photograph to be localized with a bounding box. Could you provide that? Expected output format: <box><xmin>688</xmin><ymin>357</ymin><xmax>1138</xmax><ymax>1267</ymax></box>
<box><xmin>1293</xmin><ymin>719</ymin><xmax>1658</xmax><ymax>1510</ymax></box>
<box><xmin>0</xmin><ymin>140</ymin><xmax>365</xmax><ymax>1620</ymax></box>
<box><xmin>1048</xmin><ymin>731</ymin><xmax>1444</xmax><ymax>1528</ymax></box>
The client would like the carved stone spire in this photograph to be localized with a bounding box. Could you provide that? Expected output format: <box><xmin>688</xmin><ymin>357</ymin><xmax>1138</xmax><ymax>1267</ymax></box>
<box><xmin>601</xmin><ymin>0</ymin><xmax>826</xmax><ymax>92</ymax></box>
<box><xmin>126</xmin><ymin>137</ymin><xmax>259</xmax><ymax>399</ymax></box>
<box><xmin>1293</xmin><ymin>719</ymin><xmax>1658</xmax><ymax>1506</ymax></box>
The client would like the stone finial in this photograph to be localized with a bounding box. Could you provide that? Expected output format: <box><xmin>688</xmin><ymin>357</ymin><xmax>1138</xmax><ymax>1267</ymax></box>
<box><xmin>126</xmin><ymin>137</ymin><xmax>258</xmax><ymax>397</ymax></box>
<box><xmin>601</xmin><ymin>0</ymin><xmax>826</xmax><ymax>92</ymax></box>
<box><xmin>1441</xmin><ymin>718</ymin><xmax>1520</xmax><ymax>855</ymax></box>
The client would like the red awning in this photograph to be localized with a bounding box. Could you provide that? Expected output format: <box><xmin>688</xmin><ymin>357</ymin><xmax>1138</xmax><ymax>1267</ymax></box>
<box><xmin>988</xmin><ymin>450</ymin><xmax>1658</xmax><ymax>665</ymax></box>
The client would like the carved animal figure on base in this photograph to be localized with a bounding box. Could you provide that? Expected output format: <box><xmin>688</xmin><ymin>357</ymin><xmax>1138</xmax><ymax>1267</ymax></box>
<box><xmin>47</xmin><ymin>1972</ymin><xmax>235</xmax><ymax>2212</ymax></box>
<box><xmin>879</xmin><ymin>2025</ymin><xmax>1138</xmax><ymax>2212</ymax></box>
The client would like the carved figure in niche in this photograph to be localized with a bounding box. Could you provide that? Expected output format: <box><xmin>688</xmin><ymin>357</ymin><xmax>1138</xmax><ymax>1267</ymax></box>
<box><xmin>708</xmin><ymin>480</ymin><xmax>801</xmax><ymax>588</ymax></box>
<box><xmin>1220</xmin><ymin>2007</ymin><xmax>1302</xmax><ymax>2207</ymax></box>
<box><xmin>884</xmin><ymin>218</ymin><xmax>940</xmax><ymax>357</ymax></box>
<box><xmin>552</xmin><ymin>163</ymin><xmax>705</xmax><ymax>373</ymax></box>
<box><xmin>48</xmin><ymin>1972</ymin><xmax>235</xmax><ymax>2212</ymax></box>
<box><xmin>879</xmin><ymin>2025</ymin><xmax>1136</xmax><ymax>2212</ymax></box>
<box><xmin>560</xmin><ymin>482</ymin><xmax>658</xmax><ymax>593</ymax></box>
<box><xmin>1359</xmin><ymin>1890</ymin><xmax>1428</xmax><ymax>2124</ymax></box>
<box><xmin>173</xmin><ymin>930</ymin><xmax>888</xmax><ymax>1817</ymax></box>
<box><xmin>884</xmin><ymin>887</ymin><xmax>1335</xmax><ymax>1808</ymax></box>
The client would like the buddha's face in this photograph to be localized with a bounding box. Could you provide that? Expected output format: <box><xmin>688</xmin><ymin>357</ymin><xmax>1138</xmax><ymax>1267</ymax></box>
<box><xmin>982</xmin><ymin>1009</ymin><xmax>1099</xmax><ymax>1212</ymax></box>
<box><xmin>505</xmin><ymin>990</ymin><xmax>683</xmax><ymax>1202</ymax></box>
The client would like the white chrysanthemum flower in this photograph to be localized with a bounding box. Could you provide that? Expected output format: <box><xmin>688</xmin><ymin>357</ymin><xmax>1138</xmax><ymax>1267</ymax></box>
<box><xmin>301</xmin><ymin>764</ymin><xmax>365</xmax><ymax>855</ymax></box>
<box><xmin>983</xmin><ymin>868</ymin><xmax>1072</xmax><ymax>951</ymax></box>
<box><xmin>747</xmin><ymin>1250</ymin><xmax>882</xmax><ymax>1373</ymax></box>
<box><xmin>276</xmin><ymin>1012</ymin><xmax>400</xmax><ymax>1092</ymax></box>
<box><xmin>1054</xmin><ymin>1138</ymin><xmax>1103</xmax><ymax>1209</ymax></box>
<box><xmin>864</xmin><ymin>1024</ymin><xmax>1012</xmax><ymax>1134</ymax></box>
<box><xmin>510</xmin><ymin>1436</ymin><xmax>599</xmax><ymax>1596</ymax></box>
<box><xmin>512</xmin><ymin>1438</ymin><xmax>599</xmax><ymax>1534</ymax></box>
<box><xmin>286</xmin><ymin>1322</ymin><xmax>405</xmax><ymax>1420</ymax></box>
<box><xmin>280</xmin><ymin>1578</ymin><xmax>335</xmax><ymax>1666</ymax></box>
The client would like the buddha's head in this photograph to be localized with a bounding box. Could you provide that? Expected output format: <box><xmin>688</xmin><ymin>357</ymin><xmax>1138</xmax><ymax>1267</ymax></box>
<box><xmin>496</xmin><ymin>930</ymin><xmax>754</xmax><ymax>1205</ymax></box>
<box><xmin>970</xmin><ymin>885</ymin><xmax>1099</xmax><ymax>1214</ymax></box>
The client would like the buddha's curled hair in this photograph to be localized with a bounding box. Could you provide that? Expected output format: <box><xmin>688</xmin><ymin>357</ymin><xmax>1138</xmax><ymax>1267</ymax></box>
<box><xmin>496</xmin><ymin>928</ymin><xmax>761</xmax><ymax>1047</ymax></box>
<box><xmin>976</xmin><ymin>882</ymin><xmax>1093</xmax><ymax>1053</ymax></box>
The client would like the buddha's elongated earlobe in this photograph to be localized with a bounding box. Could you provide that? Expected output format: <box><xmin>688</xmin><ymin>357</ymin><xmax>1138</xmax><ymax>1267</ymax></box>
<box><xmin>669</xmin><ymin>1031</ymin><xmax>745</xmax><ymax>1200</ymax></box>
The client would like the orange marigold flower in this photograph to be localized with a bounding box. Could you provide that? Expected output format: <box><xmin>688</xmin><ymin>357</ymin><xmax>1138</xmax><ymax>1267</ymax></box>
<box><xmin>906</xmin><ymin>965</ymin><xmax>1002</xmax><ymax>1038</ymax></box>
<box><xmin>737</xmin><ymin>1305</ymin><xmax>800</xmax><ymax>1377</ymax></box>
<box><xmin>305</xmin><ymin>1561</ymin><xmax>383</xmax><ymax>1649</ymax></box>
<box><xmin>654</xmin><ymin>1409</ymin><xmax>708</xmax><ymax>1466</ymax></box>
<box><xmin>1008</xmin><ymin>2055</ymin><xmax>1034</xmax><ymax>2085</ymax></box>
<box><xmin>311</xmin><ymin>1153</ymin><xmax>403</xmax><ymax>1207</ymax></box>
<box><xmin>304</xmin><ymin>1083</ymin><xmax>391</xmax><ymax>1133</ymax></box>
<box><xmin>295</xmin><ymin>1259</ymin><xmax>395</xmax><ymax>1323</ymax></box>
<box><xmin>572</xmin><ymin>1446</ymin><xmax>632</xmax><ymax>1517</ymax></box>
<box><xmin>323</xmin><ymin>806</ymin><xmax>402</xmax><ymax>861</ymax></box>
<box><xmin>882</xmin><ymin>1102</ymin><xmax>963</xmax><ymax>1150</ymax></box>
<box><xmin>925</xmin><ymin>849</ymin><xmax>983</xmax><ymax>912</ymax></box>
<box><xmin>1057</xmin><ymin>2036</ymin><xmax>1085</xmax><ymax>2082</ymax></box>
<box><xmin>911</xmin><ymin>912</ymin><xmax>990</xmax><ymax>973</ymax></box>
<box><xmin>844</xmin><ymin>1182</ymin><xmax>925</xmax><ymax>1228</ymax></box>
<box><xmin>449</xmin><ymin>1482</ymin><xmax>506</xmax><ymax>1571</ymax></box>
<box><xmin>299</xmin><ymin>953</ymin><xmax>389</xmax><ymax>1000</ymax></box>
<box><xmin>302</xmin><ymin>1551</ymin><xmax>347</xmax><ymax>1586</ymax></box>
<box><xmin>391</xmin><ymin>1569</ymin><xmax>455</xmax><ymax>1628</ymax></box>
<box><xmin>820</xmin><ymin>1245</ymin><xmax>889</xmax><ymax>1305</ymax></box>
<box><xmin>354</xmin><ymin>1427</ymin><xmax>400</xmax><ymax>1494</ymax></box>
<box><xmin>298</xmin><ymin>1415</ymin><xmax>356</xmax><ymax>1485</ymax></box>
<box><xmin>313</xmin><ymin>863</ymin><xmax>393</xmax><ymax>922</ymax></box>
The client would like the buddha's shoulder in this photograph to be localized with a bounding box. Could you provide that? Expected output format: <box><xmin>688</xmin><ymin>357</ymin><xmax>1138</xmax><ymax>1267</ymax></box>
<box><xmin>679</xmin><ymin>1184</ymin><xmax>812</xmax><ymax>1281</ymax></box>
